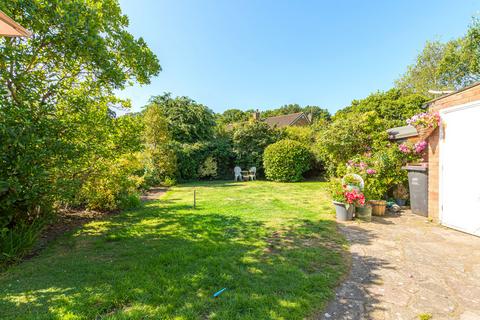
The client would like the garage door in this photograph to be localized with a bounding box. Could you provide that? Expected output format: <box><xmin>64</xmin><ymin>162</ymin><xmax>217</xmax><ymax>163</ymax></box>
<box><xmin>441</xmin><ymin>103</ymin><xmax>480</xmax><ymax>236</ymax></box>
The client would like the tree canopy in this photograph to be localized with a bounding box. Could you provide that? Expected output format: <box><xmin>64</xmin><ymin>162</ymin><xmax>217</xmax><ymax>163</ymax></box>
<box><xmin>147</xmin><ymin>93</ymin><xmax>216</xmax><ymax>144</ymax></box>
<box><xmin>396</xmin><ymin>17</ymin><xmax>480</xmax><ymax>97</ymax></box>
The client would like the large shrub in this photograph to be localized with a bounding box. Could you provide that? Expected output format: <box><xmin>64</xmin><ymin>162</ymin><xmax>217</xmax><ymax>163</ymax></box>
<box><xmin>263</xmin><ymin>140</ymin><xmax>312</xmax><ymax>182</ymax></box>
<box><xmin>75</xmin><ymin>154</ymin><xmax>145</xmax><ymax>211</ymax></box>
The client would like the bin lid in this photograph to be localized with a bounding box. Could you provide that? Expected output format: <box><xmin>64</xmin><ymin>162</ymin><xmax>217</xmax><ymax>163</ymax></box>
<box><xmin>402</xmin><ymin>165</ymin><xmax>428</xmax><ymax>172</ymax></box>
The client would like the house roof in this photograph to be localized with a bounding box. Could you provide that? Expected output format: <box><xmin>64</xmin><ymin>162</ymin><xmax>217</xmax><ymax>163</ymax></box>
<box><xmin>387</xmin><ymin>125</ymin><xmax>418</xmax><ymax>140</ymax></box>
<box><xmin>263</xmin><ymin>112</ymin><xmax>310</xmax><ymax>128</ymax></box>
<box><xmin>0</xmin><ymin>10</ymin><xmax>31</xmax><ymax>37</ymax></box>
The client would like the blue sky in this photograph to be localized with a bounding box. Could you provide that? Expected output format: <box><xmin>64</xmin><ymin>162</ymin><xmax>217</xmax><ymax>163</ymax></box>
<box><xmin>117</xmin><ymin>0</ymin><xmax>479</xmax><ymax>114</ymax></box>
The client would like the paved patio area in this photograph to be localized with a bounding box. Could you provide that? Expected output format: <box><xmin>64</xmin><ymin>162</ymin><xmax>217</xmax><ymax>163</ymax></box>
<box><xmin>321</xmin><ymin>212</ymin><xmax>480</xmax><ymax>320</ymax></box>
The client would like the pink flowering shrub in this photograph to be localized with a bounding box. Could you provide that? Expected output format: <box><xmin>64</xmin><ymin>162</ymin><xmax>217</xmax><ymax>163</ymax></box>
<box><xmin>346</xmin><ymin>159</ymin><xmax>376</xmax><ymax>174</ymax></box>
<box><xmin>407</xmin><ymin>111</ymin><xmax>440</xmax><ymax>129</ymax></box>
<box><xmin>398</xmin><ymin>140</ymin><xmax>427</xmax><ymax>155</ymax></box>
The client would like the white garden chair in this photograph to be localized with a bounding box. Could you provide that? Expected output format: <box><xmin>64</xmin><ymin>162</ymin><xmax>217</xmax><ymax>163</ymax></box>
<box><xmin>234</xmin><ymin>166</ymin><xmax>242</xmax><ymax>181</ymax></box>
<box><xmin>249</xmin><ymin>167</ymin><xmax>256</xmax><ymax>180</ymax></box>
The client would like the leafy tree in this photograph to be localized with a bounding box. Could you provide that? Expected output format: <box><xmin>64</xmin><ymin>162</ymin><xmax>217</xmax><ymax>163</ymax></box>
<box><xmin>335</xmin><ymin>89</ymin><xmax>427</xmax><ymax>127</ymax></box>
<box><xmin>304</xmin><ymin>105</ymin><xmax>331</xmax><ymax>121</ymax></box>
<box><xmin>395</xmin><ymin>41</ymin><xmax>451</xmax><ymax>96</ymax></box>
<box><xmin>232</xmin><ymin>120</ymin><xmax>282</xmax><ymax>172</ymax></box>
<box><xmin>142</xmin><ymin>104</ymin><xmax>176</xmax><ymax>184</ymax></box>
<box><xmin>396</xmin><ymin>17</ymin><xmax>480</xmax><ymax>96</ymax></box>
<box><xmin>216</xmin><ymin>108</ymin><xmax>250</xmax><ymax>125</ymax></box>
<box><xmin>0</xmin><ymin>0</ymin><xmax>160</xmax><ymax>261</ymax></box>
<box><xmin>262</xmin><ymin>104</ymin><xmax>304</xmax><ymax>117</ymax></box>
<box><xmin>148</xmin><ymin>93</ymin><xmax>216</xmax><ymax>143</ymax></box>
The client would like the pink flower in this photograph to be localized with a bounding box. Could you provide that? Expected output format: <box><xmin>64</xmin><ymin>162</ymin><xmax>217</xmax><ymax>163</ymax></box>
<box><xmin>359</xmin><ymin>162</ymin><xmax>368</xmax><ymax>169</ymax></box>
<box><xmin>366</xmin><ymin>168</ymin><xmax>377</xmax><ymax>175</ymax></box>
<box><xmin>398</xmin><ymin>143</ymin><xmax>411</xmax><ymax>154</ymax></box>
<box><xmin>414</xmin><ymin>140</ymin><xmax>427</xmax><ymax>153</ymax></box>
<box><xmin>344</xmin><ymin>189</ymin><xmax>366</xmax><ymax>206</ymax></box>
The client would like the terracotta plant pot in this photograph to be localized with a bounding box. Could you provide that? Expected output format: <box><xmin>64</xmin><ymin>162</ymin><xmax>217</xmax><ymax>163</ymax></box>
<box><xmin>369</xmin><ymin>200</ymin><xmax>387</xmax><ymax>216</ymax></box>
<box><xmin>333</xmin><ymin>201</ymin><xmax>352</xmax><ymax>221</ymax></box>
<box><xmin>416</xmin><ymin>126</ymin><xmax>435</xmax><ymax>139</ymax></box>
<box><xmin>356</xmin><ymin>205</ymin><xmax>372</xmax><ymax>222</ymax></box>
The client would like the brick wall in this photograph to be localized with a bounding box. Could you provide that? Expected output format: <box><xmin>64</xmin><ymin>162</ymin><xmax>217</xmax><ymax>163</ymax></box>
<box><xmin>427</xmin><ymin>83</ymin><xmax>480</xmax><ymax>221</ymax></box>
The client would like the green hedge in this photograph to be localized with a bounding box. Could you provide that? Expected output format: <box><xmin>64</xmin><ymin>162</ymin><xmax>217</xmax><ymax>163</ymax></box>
<box><xmin>263</xmin><ymin>139</ymin><xmax>312</xmax><ymax>182</ymax></box>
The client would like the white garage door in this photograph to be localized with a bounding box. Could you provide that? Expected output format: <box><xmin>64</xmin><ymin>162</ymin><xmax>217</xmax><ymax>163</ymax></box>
<box><xmin>441</xmin><ymin>102</ymin><xmax>480</xmax><ymax>236</ymax></box>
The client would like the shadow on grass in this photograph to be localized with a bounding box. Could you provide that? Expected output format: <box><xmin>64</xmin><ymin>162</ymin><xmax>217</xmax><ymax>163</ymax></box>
<box><xmin>0</xmin><ymin>198</ymin><xmax>346</xmax><ymax>320</ymax></box>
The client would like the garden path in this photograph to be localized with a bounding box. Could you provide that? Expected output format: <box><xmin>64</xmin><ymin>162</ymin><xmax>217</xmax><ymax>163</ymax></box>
<box><xmin>321</xmin><ymin>211</ymin><xmax>480</xmax><ymax>320</ymax></box>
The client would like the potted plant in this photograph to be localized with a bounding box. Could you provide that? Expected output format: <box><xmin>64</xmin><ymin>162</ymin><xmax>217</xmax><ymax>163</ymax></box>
<box><xmin>344</xmin><ymin>189</ymin><xmax>365</xmax><ymax>220</ymax></box>
<box><xmin>393</xmin><ymin>184</ymin><xmax>409</xmax><ymax>206</ymax></box>
<box><xmin>364</xmin><ymin>177</ymin><xmax>388</xmax><ymax>216</ymax></box>
<box><xmin>407</xmin><ymin>111</ymin><xmax>440</xmax><ymax>139</ymax></box>
<box><xmin>329</xmin><ymin>179</ymin><xmax>351</xmax><ymax>221</ymax></box>
<box><xmin>355</xmin><ymin>202</ymin><xmax>372</xmax><ymax>222</ymax></box>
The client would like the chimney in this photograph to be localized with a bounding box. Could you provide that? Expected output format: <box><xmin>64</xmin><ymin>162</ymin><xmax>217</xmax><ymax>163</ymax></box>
<box><xmin>253</xmin><ymin>109</ymin><xmax>260</xmax><ymax>121</ymax></box>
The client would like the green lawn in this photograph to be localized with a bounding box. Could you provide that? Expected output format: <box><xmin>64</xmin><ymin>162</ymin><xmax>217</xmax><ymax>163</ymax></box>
<box><xmin>0</xmin><ymin>181</ymin><xmax>347</xmax><ymax>320</ymax></box>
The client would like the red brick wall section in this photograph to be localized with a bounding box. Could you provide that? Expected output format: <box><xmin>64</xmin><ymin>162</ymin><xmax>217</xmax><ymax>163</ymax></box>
<box><xmin>427</xmin><ymin>84</ymin><xmax>480</xmax><ymax>221</ymax></box>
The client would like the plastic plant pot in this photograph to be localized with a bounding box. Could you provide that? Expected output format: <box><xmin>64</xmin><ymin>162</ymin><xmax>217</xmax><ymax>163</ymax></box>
<box><xmin>356</xmin><ymin>205</ymin><xmax>372</xmax><ymax>222</ymax></box>
<box><xmin>333</xmin><ymin>201</ymin><xmax>351</xmax><ymax>221</ymax></box>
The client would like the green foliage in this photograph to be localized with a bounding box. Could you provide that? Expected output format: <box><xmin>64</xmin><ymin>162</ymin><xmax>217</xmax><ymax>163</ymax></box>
<box><xmin>148</xmin><ymin>93</ymin><xmax>216</xmax><ymax>143</ymax></box>
<box><xmin>76</xmin><ymin>154</ymin><xmax>145</xmax><ymax>211</ymax></box>
<box><xmin>335</xmin><ymin>89</ymin><xmax>427</xmax><ymax>126</ymax></box>
<box><xmin>284</xmin><ymin>126</ymin><xmax>316</xmax><ymax>145</ymax></box>
<box><xmin>0</xmin><ymin>218</ymin><xmax>48</xmax><ymax>267</ymax></box>
<box><xmin>142</xmin><ymin>104</ymin><xmax>177</xmax><ymax>184</ymax></box>
<box><xmin>216</xmin><ymin>108</ymin><xmax>251</xmax><ymax>125</ymax></box>
<box><xmin>328</xmin><ymin>178</ymin><xmax>345</xmax><ymax>203</ymax></box>
<box><xmin>340</xmin><ymin>147</ymin><xmax>408</xmax><ymax>200</ymax></box>
<box><xmin>264</xmin><ymin>140</ymin><xmax>312</xmax><ymax>182</ymax></box>
<box><xmin>315</xmin><ymin>90</ymin><xmax>426</xmax><ymax>176</ymax></box>
<box><xmin>0</xmin><ymin>0</ymin><xmax>159</xmax><ymax>261</ymax></box>
<box><xmin>396</xmin><ymin>17</ymin><xmax>480</xmax><ymax>96</ymax></box>
<box><xmin>198</xmin><ymin>156</ymin><xmax>218</xmax><ymax>179</ymax></box>
<box><xmin>316</xmin><ymin>111</ymin><xmax>387</xmax><ymax>175</ymax></box>
<box><xmin>232</xmin><ymin>120</ymin><xmax>282</xmax><ymax>172</ymax></box>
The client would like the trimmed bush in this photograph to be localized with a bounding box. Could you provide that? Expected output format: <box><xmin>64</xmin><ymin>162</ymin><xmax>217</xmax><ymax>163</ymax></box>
<box><xmin>263</xmin><ymin>139</ymin><xmax>312</xmax><ymax>182</ymax></box>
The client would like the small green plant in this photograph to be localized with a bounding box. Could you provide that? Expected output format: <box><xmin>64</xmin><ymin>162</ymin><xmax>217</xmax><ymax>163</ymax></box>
<box><xmin>343</xmin><ymin>174</ymin><xmax>361</xmax><ymax>187</ymax></box>
<box><xmin>418</xmin><ymin>313</ymin><xmax>432</xmax><ymax>320</ymax></box>
<box><xmin>1</xmin><ymin>218</ymin><xmax>48</xmax><ymax>267</ymax></box>
<box><xmin>163</xmin><ymin>177</ymin><xmax>176</xmax><ymax>187</ymax></box>
<box><xmin>198</xmin><ymin>156</ymin><xmax>218</xmax><ymax>179</ymax></box>
<box><xmin>329</xmin><ymin>179</ymin><xmax>346</xmax><ymax>202</ymax></box>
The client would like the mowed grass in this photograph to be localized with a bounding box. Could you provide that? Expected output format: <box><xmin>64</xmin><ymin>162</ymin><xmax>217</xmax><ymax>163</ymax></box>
<box><xmin>0</xmin><ymin>181</ymin><xmax>347</xmax><ymax>320</ymax></box>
